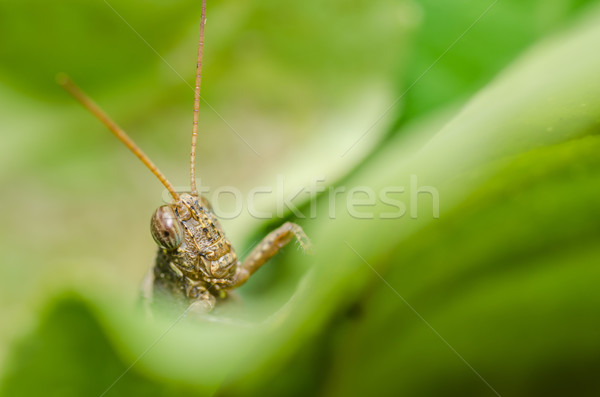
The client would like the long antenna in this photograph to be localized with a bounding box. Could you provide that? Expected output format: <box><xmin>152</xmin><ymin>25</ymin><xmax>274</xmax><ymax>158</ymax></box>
<box><xmin>57</xmin><ymin>74</ymin><xmax>180</xmax><ymax>201</ymax></box>
<box><xmin>190</xmin><ymin>0</ymin><xmax>207</xmax><ymax>196</ymax></box>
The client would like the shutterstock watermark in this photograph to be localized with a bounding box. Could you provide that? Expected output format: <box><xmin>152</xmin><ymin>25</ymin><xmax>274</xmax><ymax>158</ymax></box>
<box><xmin>164</xmin><ymin>174</ymin><xmax>439</xmax><ymax>220</ymax></box>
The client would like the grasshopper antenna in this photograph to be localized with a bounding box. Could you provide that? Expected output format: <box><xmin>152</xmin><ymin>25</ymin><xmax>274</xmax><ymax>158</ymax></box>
<box><xmin>190</xmin><ymin>0</ymin><xmax>206</xmax><ymax>196</ymax></box>
<box><xmin>57</xmin><ymin>74</ymin><xmax>180</xmax><ymax>201</ymax></box>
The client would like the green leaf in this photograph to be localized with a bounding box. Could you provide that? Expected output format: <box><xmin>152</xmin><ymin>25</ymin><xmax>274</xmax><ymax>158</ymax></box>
<box><xmin>324</xmin><ymin>135</ymin><xmax>600</xmax><ymax>396</ymax></box>
<box><xmin>0</xmin><ymin>293</ymin><xmax>206</xmax><ymax>397</ymax></box>
<box><xmin>2</xmin><ymin>1</ymin><xmax>600</xmax><ymax>396</ymax></box>
<box><xmin>399</xmin><ymin>0</ymin><xmax>599</xmax><ymax>123</ymax></box>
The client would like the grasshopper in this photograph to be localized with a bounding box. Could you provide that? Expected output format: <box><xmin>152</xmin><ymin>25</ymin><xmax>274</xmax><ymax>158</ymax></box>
<box><xmin>59</xmin><ymin>0</ymin><xmax>309</xmax><ymax>312</ymax></box>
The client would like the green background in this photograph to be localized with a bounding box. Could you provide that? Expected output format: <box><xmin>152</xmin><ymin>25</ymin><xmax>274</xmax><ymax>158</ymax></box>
<box><xmin>1</xmin><ymin>0</ymin><xmax>600</xmax><ymax>396</ymax></box>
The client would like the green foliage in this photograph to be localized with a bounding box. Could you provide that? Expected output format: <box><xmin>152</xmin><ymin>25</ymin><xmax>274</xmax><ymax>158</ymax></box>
<box><xmin>0</xmin><ymin>293</ymin><xmax>195</xmax><ymax>397</ymax></box>
<box><xmin>1</xmin><ymin>0</ymin><xmax>600</xmax><ymax>396</ymax></box>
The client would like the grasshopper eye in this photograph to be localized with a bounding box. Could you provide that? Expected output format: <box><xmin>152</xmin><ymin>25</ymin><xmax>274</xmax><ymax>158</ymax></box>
<box><xmin>151</xmin><ymin>205</ymin><xmax>183</xmax><ymax>250</ymax></box>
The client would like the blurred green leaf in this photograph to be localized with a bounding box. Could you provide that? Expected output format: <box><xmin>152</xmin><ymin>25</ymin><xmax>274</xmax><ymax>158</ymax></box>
<box><xmin>0</xmin><ymin>292</ymin><xmax>206</xmax><ymax>397</ymax></box>
<box><xmin>397</xmin><ymin>0</ymin><xmax>599</xmax><ymax>125</ymax></box>
<box><xmin>2</xmin><ymin>1</ymin><xmax>600</xmax><ymax>396</ymax></box>
<box><xmin>324</xmin><ymin>135</ymin><xmax>600</xmax><ymax>396</ymax></box>
<box><xmin>0</xmin><ymin>0</ymin><xmax>199</xmax><ymax>98</ymax></box>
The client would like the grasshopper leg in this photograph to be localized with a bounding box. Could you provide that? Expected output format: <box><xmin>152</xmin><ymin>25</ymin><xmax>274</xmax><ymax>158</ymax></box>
<box><xmin>232</xmin><ymin>222</ymin><xmax>310</xmax><ymax>288</ymax></box>
<box><xmin>189</xmin><ymin>291</ymin><xmax>217</xmax><ymax>312</ymax></box>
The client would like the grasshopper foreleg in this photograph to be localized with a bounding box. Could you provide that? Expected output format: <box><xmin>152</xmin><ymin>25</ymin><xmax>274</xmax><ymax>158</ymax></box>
<box><xmin>232</xmin><ymin>222</ymin><xmax>310</xmax><ymax>288</ymax></box>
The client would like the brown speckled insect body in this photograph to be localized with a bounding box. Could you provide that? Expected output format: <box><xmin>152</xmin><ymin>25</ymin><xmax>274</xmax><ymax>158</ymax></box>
<box><xmin>60</xmin><ymin>0</ymin><xmax>309</xmax><ymax>311</ymax></box>
<box><xmin>151</xmin><ymin>193</ymin><xmax>308</xmax><ymax>311</ymax></box>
